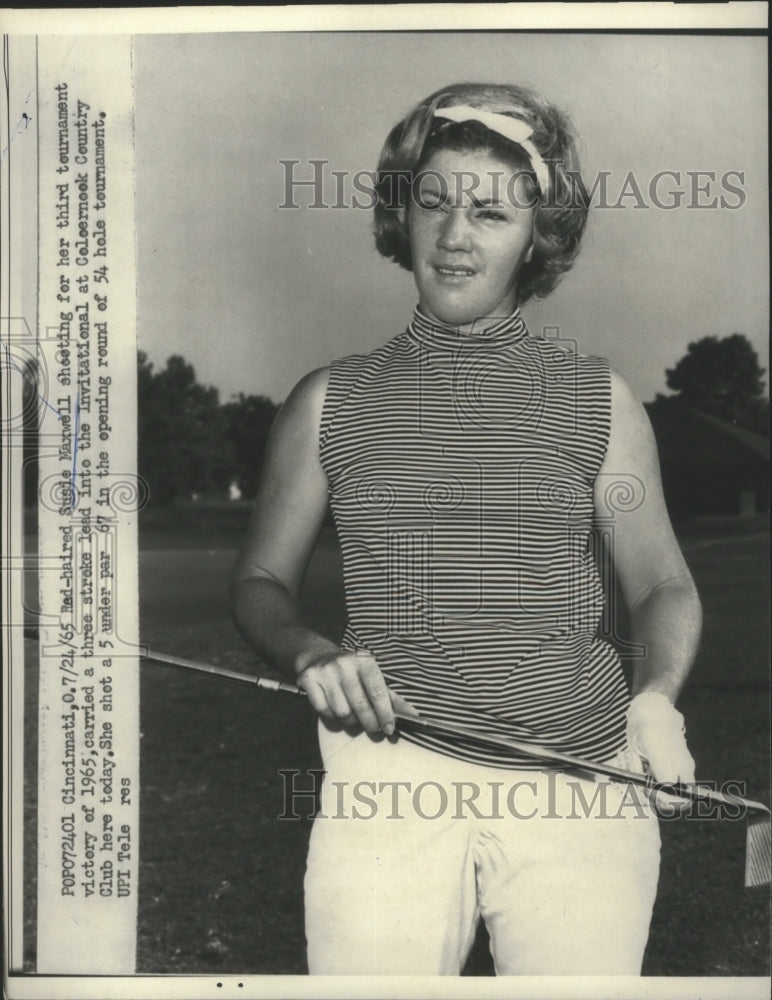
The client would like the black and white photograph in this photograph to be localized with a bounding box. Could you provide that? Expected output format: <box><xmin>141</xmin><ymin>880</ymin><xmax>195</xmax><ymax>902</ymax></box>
<box><xmin>2</xmin><ymin>5</ymin><xmax>769</xmax><ymax>997</ymax></box>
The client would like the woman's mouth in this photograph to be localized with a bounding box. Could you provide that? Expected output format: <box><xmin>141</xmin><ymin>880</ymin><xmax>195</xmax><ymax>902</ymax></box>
<box><xmin>434</xmin><ymin>265</ymin><xmax>476</xmax><ymax>281</ymax></box>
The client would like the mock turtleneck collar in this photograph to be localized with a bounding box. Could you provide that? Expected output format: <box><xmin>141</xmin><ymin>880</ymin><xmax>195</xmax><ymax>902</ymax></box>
<box><xmin>406</xmin><ymin>305</ymin><xmax>530</xmax><ymax>351</ymax></box>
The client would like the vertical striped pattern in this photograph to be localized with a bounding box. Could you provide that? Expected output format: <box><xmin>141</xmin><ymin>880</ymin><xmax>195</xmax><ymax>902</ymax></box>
<box><xmin>319</xmin><ymin>307</ymin><xmax>629</xmax><ymax>769</ymax></box>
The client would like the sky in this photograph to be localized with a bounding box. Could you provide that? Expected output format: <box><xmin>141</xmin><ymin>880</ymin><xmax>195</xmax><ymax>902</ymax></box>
<box><xmin>133</xmin><ymin>31</ymin><xmax>768</xmax><ymax>406</ymax></box>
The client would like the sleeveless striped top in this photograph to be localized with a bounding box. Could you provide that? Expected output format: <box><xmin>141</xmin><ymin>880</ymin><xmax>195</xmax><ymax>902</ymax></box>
<box><xmin>319</xmin><ymin>306</ymin><xmax>629</xmax><ymax>768</ymax></box>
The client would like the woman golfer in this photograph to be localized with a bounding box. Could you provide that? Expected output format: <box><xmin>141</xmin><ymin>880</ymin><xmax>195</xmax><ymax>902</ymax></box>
<box><xmin>232</xmin><ymin>82</ymin><xmax>702</xmax><ymax>975</ymax></box>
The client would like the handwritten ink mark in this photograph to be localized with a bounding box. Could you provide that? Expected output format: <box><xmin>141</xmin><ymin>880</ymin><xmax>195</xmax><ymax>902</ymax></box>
<box><xmin>0</xmin><ymin>93</ymin><xmax>35</xmax><ymax>162</ymax></box>
<box><xmin>70</xmin><ymin>392</ymin><xmax>80</xmax><ymax>511</ymax></box>
<box><xmin>0</xmin><ymin>334</ymin><xmax>63</xmax><ymax>421</ymax></box>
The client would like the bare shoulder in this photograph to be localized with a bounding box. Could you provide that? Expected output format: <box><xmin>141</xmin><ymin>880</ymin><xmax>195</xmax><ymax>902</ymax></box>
<box><xmin>608</xmin><ymin>366</ymin><xmax>655</xmax><ymax>443</ymax></box>
<box><xmin>609</xmin><ymin>366</ymin><xmax>643</xmax><ymax>417</ymax></box>
<box><xmin>283</xmin><ymin>366</ymin><xmax>330</xmax><ymax>413</ymax></box>
<box><xmin>273</xmin><ymin>366</ymin><xmax>330</xmax><ymax>436</ymax></box>
<box><xmin>603</xmin><ymin>366</ymin><xmax>660</xmax><ymax>478</ymax></box>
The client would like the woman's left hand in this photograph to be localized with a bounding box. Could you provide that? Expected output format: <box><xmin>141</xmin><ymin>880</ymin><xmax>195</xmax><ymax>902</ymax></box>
<box><xmin>627</xmin><ymin>691</ymin><xmax>696</xmax><ymax>814</ymax></box>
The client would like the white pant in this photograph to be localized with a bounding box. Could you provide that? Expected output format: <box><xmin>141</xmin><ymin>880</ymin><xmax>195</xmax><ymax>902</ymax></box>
<box><xmin>304</xmin><ymin>721</ymin><xmax>661</xmax><ymax>975</ymax></box>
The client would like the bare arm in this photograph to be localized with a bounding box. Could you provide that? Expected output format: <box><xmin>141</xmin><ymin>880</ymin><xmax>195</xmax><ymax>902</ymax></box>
<box><xmin>596</xmin><ymin>370</ymin><xmax>702</xmax><ymax>699</ymax></box>
<box><xmin>595</xmin><ymin>370</ymin><xmax>702</xmax><ymax>781</ymax></box>
<box><xmin>231</xmin><ymin>368</ymin><xmax>338</xmax><ymax>674</ymax></box>
<box><xmin>231</xmin><ymin>367</ymin><xmax>413</xmax><ymax>735</ymax></box>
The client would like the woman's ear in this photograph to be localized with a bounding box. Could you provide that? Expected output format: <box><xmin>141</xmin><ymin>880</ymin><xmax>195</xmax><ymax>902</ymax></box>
<box><xmin>524</xmin><ymin>244</ymin><xmax>534</xmax><ymax>264</ymax></box>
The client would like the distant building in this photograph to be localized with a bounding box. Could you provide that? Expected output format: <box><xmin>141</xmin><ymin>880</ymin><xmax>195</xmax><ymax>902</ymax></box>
<box><xmin>644</xmin><ymin>400</ymin><xmax>769</xmax><ymax>521</ymax></box>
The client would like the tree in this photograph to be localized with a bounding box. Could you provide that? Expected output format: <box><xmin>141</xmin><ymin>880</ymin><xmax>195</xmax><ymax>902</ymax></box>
<box><xmin>137</xmin><ymin>351</ymin><xmax>236</xmax><ymax>505</ymax></box>
<box><xmin>221</xmin><ymin>393</ymin><xmax>279</xmax><ymax>498</ymax></box>
<box><xmin>21</xmin><ymin>356</ymin><xmax>40</xmax><ymax>507</ymax></box>
<box><xmin>664</xmin><ymin>334</ymin><xmax>768</xmax><ymax>433</ymax></box>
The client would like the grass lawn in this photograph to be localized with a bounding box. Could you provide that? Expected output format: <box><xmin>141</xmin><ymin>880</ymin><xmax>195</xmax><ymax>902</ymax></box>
<box><xmin>22</xmin><ymin>512</ymin><xmax>770</xmax><ymax>976</ymax></box>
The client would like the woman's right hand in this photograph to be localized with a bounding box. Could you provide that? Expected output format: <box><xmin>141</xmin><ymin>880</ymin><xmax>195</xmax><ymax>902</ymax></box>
<box><xmin>297</xmin><ymin>649</ymin><xmax>418</xmax><ymax>736</ymax></box>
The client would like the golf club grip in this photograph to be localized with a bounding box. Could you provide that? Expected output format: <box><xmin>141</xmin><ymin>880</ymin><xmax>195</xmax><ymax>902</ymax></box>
<box><xmin>142</xmin><ymin>648</ymin><xmax>768</xmax><ymax>815</ymax></box>
<box><xmin>256</xmin><ymin>679</ymin><xmax>757</xmax><ymax>811</ymax></box>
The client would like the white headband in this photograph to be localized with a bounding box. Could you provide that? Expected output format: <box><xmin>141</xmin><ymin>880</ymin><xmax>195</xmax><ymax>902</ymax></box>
<box><xmin>432</xmin><ymin>104</ymin><xmax>551</xmax><ymax>198</ymax></box>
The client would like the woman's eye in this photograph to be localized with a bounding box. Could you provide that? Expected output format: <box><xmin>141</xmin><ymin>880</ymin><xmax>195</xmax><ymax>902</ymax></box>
<box><xmin>477</xmin><ymin>210</ymin><xmax>507</xmax><ymax>221</ymax></box>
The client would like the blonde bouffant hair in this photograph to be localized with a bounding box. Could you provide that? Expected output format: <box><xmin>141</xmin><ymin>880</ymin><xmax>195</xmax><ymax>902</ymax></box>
<box><xmin>373</xmin><ymin>82</ymin><xmax>589</xmax><ymax>305</ymax></box>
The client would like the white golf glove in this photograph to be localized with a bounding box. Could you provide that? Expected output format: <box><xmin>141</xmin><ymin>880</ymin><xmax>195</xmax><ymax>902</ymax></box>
<box><xmin>626</xmin><ymin>691</ymin><xmax>696</xmax><ymax>786</ymax></box>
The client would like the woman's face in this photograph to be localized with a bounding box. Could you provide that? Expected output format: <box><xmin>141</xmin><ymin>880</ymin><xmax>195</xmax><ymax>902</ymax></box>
<box><xmin>407</xmin><ymin>148</ymin><xmax>536</xmax><ymax>330</ymax></box>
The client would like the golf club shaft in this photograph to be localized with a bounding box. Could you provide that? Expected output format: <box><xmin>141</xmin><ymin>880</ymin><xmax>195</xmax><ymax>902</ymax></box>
<box><xmin>144</xmin><ymin>647</ymin><xmax>303</xmax><ymax>696</ymax></box>
<box><xmin>142</xmin><ymin>646</ymin><xmax>769</xmax><ymax>816</ymax></box>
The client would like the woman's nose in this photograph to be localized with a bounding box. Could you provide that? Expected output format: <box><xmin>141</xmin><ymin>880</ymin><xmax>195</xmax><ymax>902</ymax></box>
<box><xmin>437</xmin><ymin>210</ymin><xmax>472</xmax><ymax>251</ymax></box>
